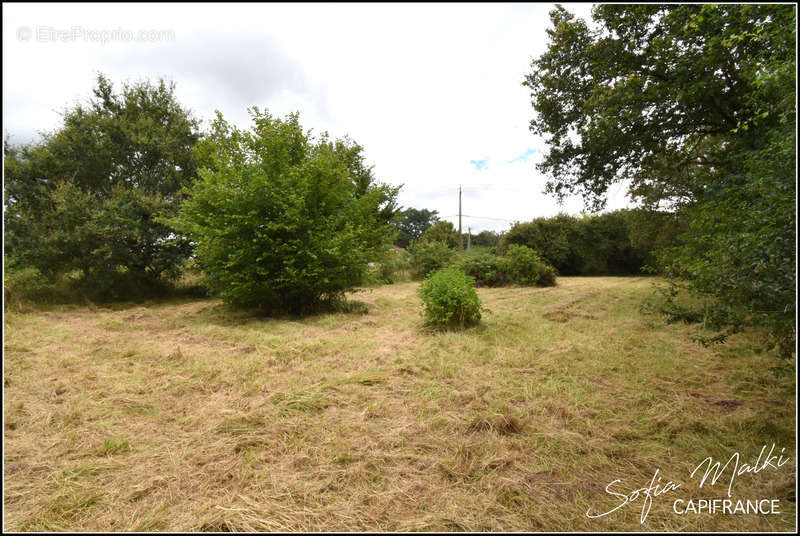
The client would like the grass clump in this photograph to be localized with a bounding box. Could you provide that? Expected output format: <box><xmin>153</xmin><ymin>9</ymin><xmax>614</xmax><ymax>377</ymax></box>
<box><xmin>101</xmin><ymin>437</ymin><xmax>131</xmax><ymax>455</ymax></box>
<box><xmin>418</xmin><ymin>267</ymin><xmax>482</xmax><ymax>329</ymax></box>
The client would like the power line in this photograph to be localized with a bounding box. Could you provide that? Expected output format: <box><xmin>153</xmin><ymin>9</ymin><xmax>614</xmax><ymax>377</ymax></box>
<box><xmin>441</xmin><ymin>214</ymin><xmax>517</xmax><ymax>222</ymax></box>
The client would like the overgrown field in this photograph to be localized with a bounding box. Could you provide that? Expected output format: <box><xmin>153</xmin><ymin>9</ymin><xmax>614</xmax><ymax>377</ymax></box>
<box><xmin>3</xmin><ymin>277</ymin><xmax>795</xmax><ymax>531</ymax></box>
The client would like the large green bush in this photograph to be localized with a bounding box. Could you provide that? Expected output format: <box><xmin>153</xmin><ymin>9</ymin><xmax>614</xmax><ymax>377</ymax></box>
<box><xmin>505</xmin><ymin>245</ymin><xmax>548</xmax><ymax>285</ymax></box>
<box><xmin>458</xmin><ymin>245</ymin><xmax>557</xmax><ymax>287</ymax></box>
<box><xmin>408</xmin><ymin>239</ymin><xmax>456</xmax><ymax>279</ymax></box>
<box><xmin>458</xmin><ymin>254</ymin><xmax>512</xmax><ymax>287</ymax></box>
<box><xmin>418</xmin><ymin>267</ymin><xmax>482</xmax><ymax>328</ymax></box>
<box><xmin>526</xmin><ymin>5</ymin><xmax>795</xmax><ymax>364</ymax></box>
<box><xmin>499</xmin><ymin>210</ymin><xmax>678</xmax><ymax>276</ymax></box>
<box><xmin>173</xmin><ymin>109</ymin><xmax>399</xmax><ymax>314</ymax></box>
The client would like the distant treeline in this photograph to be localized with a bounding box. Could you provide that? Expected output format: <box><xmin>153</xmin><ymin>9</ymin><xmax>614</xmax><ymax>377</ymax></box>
<box><xmin>498</xmin><ymin>209</ymin><xmax>686</xmax><ymax>276</ymax></box>
<box><xmin>395</xmin><ymin>207</ymin><xmax>687</xmax><ymax>277</ymax></box>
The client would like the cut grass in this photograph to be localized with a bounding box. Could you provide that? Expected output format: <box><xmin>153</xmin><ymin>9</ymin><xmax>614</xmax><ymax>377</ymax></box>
<box><xmin>3</xmin><ymin>277</ymin><xmax>795</xmax><ymax>531</ymax></box>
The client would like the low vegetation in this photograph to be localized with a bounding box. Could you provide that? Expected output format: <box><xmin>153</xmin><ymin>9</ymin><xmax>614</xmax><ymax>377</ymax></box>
<box><xmin>418</xmin><ymin>267</ymin><xmax>483</xmax><ymax>329</ymax></box>
<box><xmin>3</xmin><ymin>277</ymin><xmax>795</xmax><ymax>531</ymax></box>
<box><xmin>457</xmin><ymin>245</ymin><xmax>556</xmax><ymax>288</ymax></box>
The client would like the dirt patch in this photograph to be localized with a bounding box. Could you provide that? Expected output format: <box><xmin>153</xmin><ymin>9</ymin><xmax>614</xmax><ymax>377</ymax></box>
<box><xmin>541</xmin><ymin>309</ymin><xmax>597</xmax><ymax>323</ymax></box>
<box><xmin>713</xmin><ymin>399</ymin><xmax>743</xmax><ymax>410</ymax></box>
<box><xmin>539</xmin><ymin>288</ymin><xmax>617</xmax><ymax>323</ymax></box>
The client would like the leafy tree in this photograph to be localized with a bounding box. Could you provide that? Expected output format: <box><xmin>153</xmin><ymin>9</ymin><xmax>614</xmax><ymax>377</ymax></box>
<box><xmin>525</xmin><ymin>4</ymin><xmax>795</xmax><ymax>211</ymax></box>
<box><xmin>4</xmin><ymin>74</ymin><xmax>200</xmax><ymax>299</ymax></box>
<box><xmin>391</xmin><ymin>207</ymin><xmax>440</xmax><ymax>248</ymax></box>
<box><xmin>421</xmin><ymin>220</ymin><xmax>459</xmax><ymax>249</ymax></box>
<box><xmin>471</xmin><ymin>230</ymin><xmax>501</xmax><ymax>248</ymax></box>
<box><xmin>573</xmin><ymin>211</ymin><xmax>646</xmax><ymax>275</ymax></box>
<box><xmin>660</xmin><ymin>124</ymin><xmax>796</xmax><ymax>361</ymax></box>
<box><xmin>525</xmin><ymin>4</ymin><xmax>796</xmax><ymax>358</ymax></box>
<box><xmin>172</xmin><ymin>109</ymin><xmax>399</xmax><ymax>314</ymax></box>
<box><xmin>621</xmin><ymin>208</ymin><xmax>688</xmax><ymax>268</ymax></box>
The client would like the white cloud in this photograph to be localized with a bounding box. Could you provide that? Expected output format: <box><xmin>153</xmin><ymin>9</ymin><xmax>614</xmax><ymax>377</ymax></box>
<box><xmin>2</xmin><ymin>2</ymin><xmax>629</xmax><ymax>232</ymax></box>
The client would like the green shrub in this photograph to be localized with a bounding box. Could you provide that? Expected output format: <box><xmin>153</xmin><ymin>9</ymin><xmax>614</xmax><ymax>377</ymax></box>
<box><xmin>458</xmin><ymin>254</ymin><xmax>512</xmax><ymax>287</ymax></box>
<box><xmin>456</xmin><ymin>247</ymin><xmax>558</xmax><ymax>288</ymax></box>
<box><xmin>418</xmin><ymin>267</ymin><xmax>482</xmax><ymax>328</ymax></box>
<box><xmin>172</xmin><ymin>109</ymin><xmax>398</xmax><ymax>314</ymax></box>
<box><xmin>3</xmin><ymin>264</ymin><xmax>87</xmax><ymax>306</ymax></box>
<box><xmin>4</xmin><ymin>266</ymin><xmax>49</xmax><ymax>300</ymax></box>
<box><xmin>535</xmin><ymin>262</ymin><xmax>558</xmax><ymax>287</ymax></box>
<box><xmin>408</xmin><ymin>240</ymin><xmax>455</xmax><ymax>279</ymax></box>
<box><xmin>505</xmin><ymin>244</ymin><xmax>557</xmax><ymax>286</ymax></box>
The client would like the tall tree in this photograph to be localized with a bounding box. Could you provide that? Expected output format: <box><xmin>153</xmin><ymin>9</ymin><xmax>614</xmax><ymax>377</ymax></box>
<box><xmin>391</xmin><ymin>207</ymin><xmax>440</xmax><ymax>248</ymax></box>
<box><xmin>525</xmin><ymin>5</ymin><xmax>796</xmax><ymax>359</ymax></box>
<box><xmin>525</xmin><ymin>4</ymin><xmax>795</xmax><ymax>211</ymax></box>
<box><xmin>4</xmin><ymin>74</ymin><xmax>201</xmax><ymax>299</ymax></box>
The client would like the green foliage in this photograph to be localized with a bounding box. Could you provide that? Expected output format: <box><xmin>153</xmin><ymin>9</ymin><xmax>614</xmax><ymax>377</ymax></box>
<box><xmin>3</xmin><ymin>74</ymin><xmax>199</xmax><ymax>300</ymax></box>
<box><xmin>505</xmin><ymin>244</ymin><xmax>554</xmax><ymax>286</ymax></box>
<box><xmin>500</xmin><ymin>214</ymin><xmax>578</xmax><ymax>273</ymax></box>
<box><xmin>500</xmin><ymin>210</ymin><xmax>671</xmax><ymax>276</ymax></box>
<box><xmin>458</xmin><ymin>254</ymin><xmax>512</xmax><ymax>287</ymax></box>
<box><xmin>3</xmin><ymin>266</ymin><xmax>53</xmax><ymax>306</ymax></box>
<box><xmin>391</xmin><ymin>208</ymin><xmax>440</xmax><ymax>248</ymax></box>
<box><xmin>660</xmin><ymin>126</ymin><xmax>796</xmax><ymax>360</ymax></box>
<box><xmin>363</xmin><ymin>248</ymin><xmax>410</xmax><ymax>285</ymax></box>
<box><xmin>525</xmin><ymin>4</ymin><xmax>796</xmax><ymax>210</ymax></box>
<box><xmin>408</xmin><ymin>239</ymin><xmax>456</xmax><ymax>279</ymax></box>
<box><xmin>421</xmin><ymin>220</ymin><xmax>459</xmax><ymax>249</ymax></box>
<box><xmin>172</xmin><ymin>108</ymin><xmax>399</xmax><ymax>314</ymax></box>
<box><xmin>458</xmin><ymin>246</ymin><xmax>557</xmax><ymax>287</ymax></box>
<box><xmin>471</xmin><ymin>230</ymin><xmax>501</xmax><ymax>248</ymax></box>
<box><xmin>535</xmin><ymin>263</ymin><xmax>558</xmax><ymax>287</ymax></box>
<box><xmin>418</xmin><ymin>267</ymin><xmax>482</xmax><ymax>329</ymax></box>
<box><xmin>527</xmin><ymin>5</ymin><xmax>796</xmax><ymax>362</ymax></box>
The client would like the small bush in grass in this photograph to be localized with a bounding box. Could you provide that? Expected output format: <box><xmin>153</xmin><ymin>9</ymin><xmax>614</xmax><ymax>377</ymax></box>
<box><xmin>4</xmin><ymin>266</ymin><xmax>50</xmax><ymax>304</ymax></box>
<box><xmin>408</xmin><ymin>239</ymin><xmax>455</xmax><ymax>279</ymax></box>
<box><xmin>418</xmin><ymin>267</ymin><xmax>482</xmax><ymax>328</ymax></box>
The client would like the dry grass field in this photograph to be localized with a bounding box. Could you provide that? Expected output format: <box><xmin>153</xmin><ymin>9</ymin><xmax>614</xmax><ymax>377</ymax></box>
<box><xmin>3</xmin><ymin>277</ymin><xmax>796</xmax><ymax>531</ymax></box>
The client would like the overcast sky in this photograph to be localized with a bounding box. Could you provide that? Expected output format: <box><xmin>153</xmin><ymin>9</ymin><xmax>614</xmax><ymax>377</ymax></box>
<box><xmin>2</xmin><ymin>2</ymin><xmax>634</xmax><ymax>232</ymax></box>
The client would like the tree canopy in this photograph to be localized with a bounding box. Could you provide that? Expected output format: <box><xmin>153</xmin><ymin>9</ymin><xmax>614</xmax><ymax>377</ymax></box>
<box><xmin>525</xmin><ymin>4</ymin><xmax>795</xmax><ymax>210</ymax></box>
<box><xmin>390</xmin><ymin>207</ymin><xmax>440</xmax><ymax>248</ymax></box>
<box><xmin>526</xmin><ymin>4</ymin><xmax>796</xmax><ymax>360</ymax></box>
<box><xmin>4</xmin><ymin>74</ymin><xmax>200</xmax><ymax>299</ymax></box>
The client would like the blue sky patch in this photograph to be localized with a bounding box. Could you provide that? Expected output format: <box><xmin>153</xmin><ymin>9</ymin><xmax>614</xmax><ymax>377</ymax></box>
<box><xmin>469</xmin><ymin>158</ymin><xmax>489</xmax><ymax>171</ymax></box>
<box><xmin>506</xmin><ymin>148</ymin><xmax>537</xmax><ymax>164</ymax></box>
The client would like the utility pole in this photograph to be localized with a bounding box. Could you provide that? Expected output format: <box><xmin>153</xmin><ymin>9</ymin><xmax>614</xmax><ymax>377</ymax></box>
<box><xmin>467</xmin><ymin>226</ymin><xmax>471</xmax><ymax>250</ymax></box>
<box><xmin>458</xmin><ymin>185</ymin><xmax>463</xmax><ymax>251</ymax></box>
